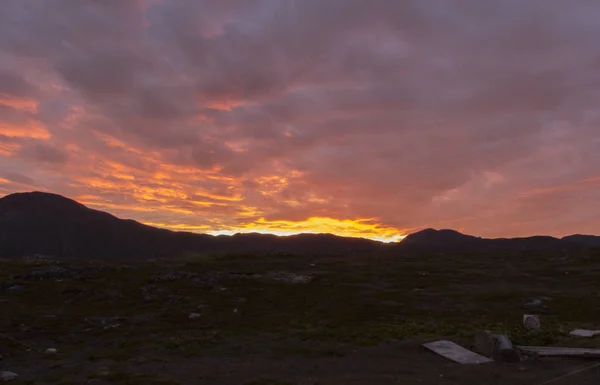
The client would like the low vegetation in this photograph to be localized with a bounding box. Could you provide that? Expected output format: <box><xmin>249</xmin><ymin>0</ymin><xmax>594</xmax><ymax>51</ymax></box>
<box><xmin>2</xmin><ymin>249</ymin><xmax>600</xmax><ymax>384</ymax></box>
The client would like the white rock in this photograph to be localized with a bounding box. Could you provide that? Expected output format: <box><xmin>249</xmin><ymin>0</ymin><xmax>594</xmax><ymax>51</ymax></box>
<box><xmin>1</xmin><ymin>371</ymin><xmax>18</xmax><ymax>382</ymax></box>
<box><xmin>188</xmin><ymin>313</ymin><xmax>201</xmax><ymax>319</ymax></box>
<box><xmin>523</xmin><ymin>314</ymin><xmax>540</xmax><ymax>330</ymax></box>
<box><xmin>46</xmin><ymin>348</ymin><xmax>58</xmax><ymax>355</ymax></box>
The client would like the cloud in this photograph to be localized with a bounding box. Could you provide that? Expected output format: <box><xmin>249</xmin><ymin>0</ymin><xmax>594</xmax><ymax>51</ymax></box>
<box><xmin>0</xmin><ymin>171</ymin><xmax>34</xmax><ymax>185</ymax></box>
<box><xmin>1</xmin><ymin>0</ymin><xmax>600</xmax><ymax>239</ymax></box>
<box><xmin>0</xmin><ymin>69</ymin><xmax>37</xmax><ymax>98</ymax></box>
<box><xmin>18</xmin><ymin>143</ymin><xmax>69</xmax><ymax>164</ymax></box>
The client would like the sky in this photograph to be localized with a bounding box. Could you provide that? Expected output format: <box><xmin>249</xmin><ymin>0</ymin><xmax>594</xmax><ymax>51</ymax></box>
<box><xmin>1</xmin><ymin>1</ymin><xmax>600</xmax><ymax>242</ymax></box>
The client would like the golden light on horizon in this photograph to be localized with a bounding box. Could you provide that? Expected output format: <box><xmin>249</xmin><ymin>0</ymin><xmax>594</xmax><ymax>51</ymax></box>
<box><xmin>144</xmin><ymin>216</ymin><xmax>408</xmax><ymax>243</ymax></box>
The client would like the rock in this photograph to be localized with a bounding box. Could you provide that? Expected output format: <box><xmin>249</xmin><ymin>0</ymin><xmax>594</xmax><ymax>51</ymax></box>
<box><xmin>492</xmin><ymin>334</ymin><xmax>521</xmax><ymax>363</ymax></box>
<box><xmin>523</xmin><ymin>296</ymin><xmax>550</xmax><ymax>313</ymax></box>
<box><xmin>11</xmin><ymin>266</ymin><xmax>92</xmax><ymax>282</ymax></box>
<box><xmin>474</xmin><ymin>330</ymin><xmax>495</xmax><ymax>357</ymax></box>
<box><xmin>188</xmin><ymin>313</ymin><xmax>201</xmax><ymax>319</ymax></box>
<box><xmin>255</xmin><ymin>271</ymin><xmax>313</xmax><ymax>284</ymax></box>
<box><xmin>474</xmin><ymin>331</ymin><xmax>521</xmax><ymax>362</ymax></box>
<box><xmin>1</xmin><ymin>371</ymin><xmax>18</xmax><ymax>382</ymax></box>
<box><xmin>87</xmin><ymin>379</ymin><xmax>111</xmax><ymax>385</ymax></box>
<box><xmin>46</xmin><ymin>348</ymin><xmax>58</xmax><ymax>355</ymax></box>
<box><xmin>140</xmin><ymin>285</ymin><xmax>170</xmax><ymax>301</ymax></box>
<box><xmin>85</xmin><ymin>316</ymin><xmax>123</xmax><ymax>330</ymax></box>
<box><xmin>166</xmin><ymin>295</ymin><xmax>187</xmax><ymax>306</ymax></box>
<box><xmin>149</xmin><ymin>271</ymin><xmax>198</xmax><ymax>283</ymax></box>
<box><xmin>523</xmin><ymin>314</ymin><xmax>540</xmax><ymax>330</ymax></box>
<box><xmin>6</xmin><ymin>285</ymin><xmax>22</xmax><ymax>293</ymax></box>
<box><xmin>95</xmin><ymin>365</ymin><xmax>111</xmax><ymax>377</ymax></box>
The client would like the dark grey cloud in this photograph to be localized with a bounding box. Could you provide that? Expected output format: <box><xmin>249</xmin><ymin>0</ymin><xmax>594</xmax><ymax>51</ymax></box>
<box><xmin>0</xmin><ymin>70</ymin><xmax>36</xmax><ymax>98</ymax></box>
<box><xmin>19</xmin><ymin>143</ymin><xmax>69</xmax><ymax>164</ymax></box>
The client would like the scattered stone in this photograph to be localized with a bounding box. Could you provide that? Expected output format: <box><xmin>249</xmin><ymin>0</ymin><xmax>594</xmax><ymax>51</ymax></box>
<box><xmin>474</xmin><ymin>331</ymin><xmax>521</xmax><ymax>362</ymax></box>
<box><xmin>140</xmin><ymin>285</ymin><xmax>170</xmax><ymax>301</ymax></box>
<box><xmin>12</xmin><ymin>266</ymin><xmax>91</xmax><ymax>282</ymax></box>
<box><xmin>87</xmin><ymin>379</ymin><xmax>111</xmax><ymax>385</ymax></box>
<box><xmin>523</xmin><ymin>314</ymin><xmax>540</xmax><ymax>330</ymax></box>
<box><xmin>473</xmin><ymin>330</ymin><xmax>495</xmax><ymax>357</ymax></box>
<box><xmin>6</xmin><ymin>284</ymin><xmax>22</xmax><ymax>293</ymax></box>
<box><xmin>22</xmin><ymin>254</ymin><xmax>54</xmax><ymax>263</ymax></box>
<box><xmin>150</xmin><ymin>270</ymin><xmax>313</xmax><ymax>288</ymax></box>
<box><xmin>166</xmin><ymin>295</ymin><xmax>187</xmax><ymax>306</ymax></box>
<box><xmin>1</xmin><ymin>371</ymin><xmax>18</xmax><ymax>382</ymax></box>
<box><xmin>150</xmin><ymin>271</ymin><xmax>198</xmax><ymax>283</ymax></box>
<box><xmin>0</xmin><ymin>282</ymin><xmax>22</xmax><ymax>293</ymax></box>
<box><xmin>85</xmin><ymin>316</ymin><xmax>123</xmax><ymax>330</ymax></box>
<box><xmin>261</xmin><ymin>271</ymin><xmax>313</xmax><ymax>284</ymax></box>
<box><xmin>492</xmin><ymin>334</ymin><xmax>521</xmax><ymax>363</ymax></box>
<box><xmin>523</xmin><ymin>296</ymin><xmax>550</xmax><ymax>313</ymax></box>
<box><xmin>129</xmin><ymin>314</ymin><xmax>155</xmax><ymax>325</ymax></box>
<box><xmin>95</xmin><ymin>365</ymin><xmax>111</xmax><ymax>377</ymax></box>
<box><xmin>11</xmin><ymin>265</ymin><xmax>134</xmax><ymax>283</ymax></box>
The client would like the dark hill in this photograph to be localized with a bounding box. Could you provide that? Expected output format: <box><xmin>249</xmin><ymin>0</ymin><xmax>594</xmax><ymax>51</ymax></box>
<box><xmin>0</xmin><ymin>191</ymin><xmax>385</xmax><ymax>259</ymax></box>
<box><xmin>1</xmin><ymin>192</ymin><xmax>599</xmax><ymax>259</ymax></box>
<box><xmin>0</xmin><ymin>191</ymin><xmax>214</xmax><ymax>259</ymax></box>
<box><xmin>562</xmin><ymin>234</ymin><xmax>600</xmax><ymax>248</ymax></box>
<box><xmin>398</xmin><ymin>228</ymin><xmax>569</xmax><ymax>254</ymax></box>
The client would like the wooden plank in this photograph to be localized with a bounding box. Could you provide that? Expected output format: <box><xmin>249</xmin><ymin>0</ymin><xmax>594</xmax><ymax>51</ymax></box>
<box><xmin>517</xmin><ymin>346</ymin><xmax>600</xmax><ymax>357</ymax></box>
<box><xmin>424</xmin><ymin>340</ymin><xmax>493</xmax><ymax>364</ymax></box>
<box><xmin>570</xmin><ymin>329</ymin><xmax>600</xmax><ymax>338</ymax></box>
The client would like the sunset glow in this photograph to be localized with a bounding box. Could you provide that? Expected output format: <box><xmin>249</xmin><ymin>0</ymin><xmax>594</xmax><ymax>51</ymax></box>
<box><xmin>145</xmin><ymin>217</ymin><xmax>408</xmax><ymax>243</ymax></box>
<box><xmin>2</xmin><ymin>1</ymin><xmax>600</xmax><ymax>240</ymax></box>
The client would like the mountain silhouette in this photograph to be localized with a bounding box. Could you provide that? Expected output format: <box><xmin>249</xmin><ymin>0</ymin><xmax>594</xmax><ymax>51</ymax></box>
<box><xmin>400</xmin><ymin>228</ymin><xmax>567</xmax><ymax>254</ymax></box>
<box><xmin>0</xmin><ymin>191</ymin><xmax>384</xmax><ymax>259</ymax></box>
<box><xmin>0</xmin><ymin>192</ymin><xmax>598</xmax><ymax>259</ymax></box>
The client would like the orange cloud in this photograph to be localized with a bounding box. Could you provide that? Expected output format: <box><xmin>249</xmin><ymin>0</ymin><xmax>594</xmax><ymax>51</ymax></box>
<box><xmin>204</xmin><ymin>97</ymin><xmax>245</xmax><ymax>111</ymax></box>
<box><xmin>0</xmin><ymin>142</ymin><xmax>22</xmax><ymax>156</ymax></box>
<box><xmin>93</xmin><ymin>131</ymin><xmax>143</xmax><ymax>154</ymax></box>
<box><xmin>0</xmin><ymin>120</ymin><xmax>50</xmax><ymax>139</ymax></box>
<box><xmin>0</xmin><ymin>97</ymin><xmax>38</xmax><ymax>113</ymax></box>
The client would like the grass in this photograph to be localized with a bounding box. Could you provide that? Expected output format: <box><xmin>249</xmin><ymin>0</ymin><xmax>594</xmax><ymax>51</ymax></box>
<box><xmin>244</xmin><ymin>379</ymin><xmax>296</xmax><ymax>385</ymax></box>
<box><xmin>2</xmin><ymin>249</ymin><xmax>600</xmax><ymax>382</ymax></box>
<box><xmin>97</xmin><ymin>372</ymin><xmax>179</xmax><ymax>385</ymax></box>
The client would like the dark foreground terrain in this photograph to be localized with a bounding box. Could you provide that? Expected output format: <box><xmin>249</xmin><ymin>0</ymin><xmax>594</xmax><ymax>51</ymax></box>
<box><xmin>2</xmin><ymin>250</ymin><xmax>600</xmax><ymax>384</ymax></box>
